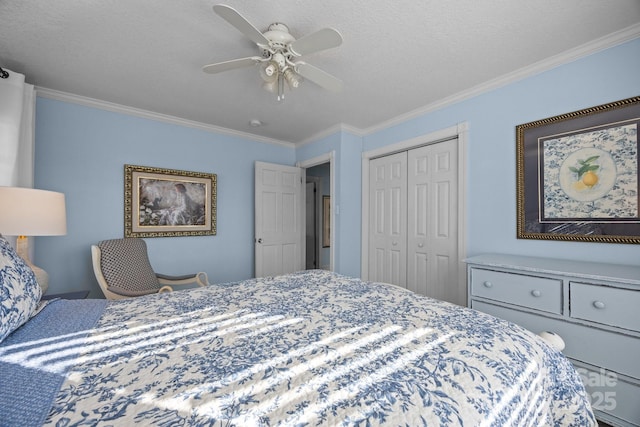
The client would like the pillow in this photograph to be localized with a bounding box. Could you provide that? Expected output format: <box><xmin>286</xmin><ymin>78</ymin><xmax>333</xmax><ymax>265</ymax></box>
<box><xmin>0</xmin><ymin>235</ymin><xmax>42</xmax><ymax>343</ymax></box>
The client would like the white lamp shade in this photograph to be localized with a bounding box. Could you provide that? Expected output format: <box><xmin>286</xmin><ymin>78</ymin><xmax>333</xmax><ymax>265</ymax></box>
<box><xmin>0</xmin><ymin>186</ymin><xmax>67</xmax><ymax>236</ymax></box>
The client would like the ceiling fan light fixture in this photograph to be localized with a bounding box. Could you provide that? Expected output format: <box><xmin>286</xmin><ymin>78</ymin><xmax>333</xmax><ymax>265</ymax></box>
<box><xmin>283</xmin><ymin>68</ymin><xmax>302</xmax><ymax>89</ymax></box>
<box><xmin>259</xmin><ymin>61</ymin><xmax>279</xmax><ymax>83</ymax></box>
<box><xmin>262</xmin><ymin>74</ymin><xmax>286</xmax><ymax>102</ymax></box>
<box><xmin>272</xmin><ymin>52</ymin><xmax>286</xmax><ymax>68</ymax></box>
<box><xmin>261</xmin><ymin>79</ymin><xmax>278</xmax><ymax>94</ymax></box>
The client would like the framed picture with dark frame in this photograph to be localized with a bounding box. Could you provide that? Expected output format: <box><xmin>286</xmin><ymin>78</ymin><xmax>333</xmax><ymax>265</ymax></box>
<box><xmin>125</xmin><ymin>164</ymin><xmax>217</xmax><ymax>238</ymax></box>
<box><xmin>516</xmin><ymin>95</ymin><xmax>640</xmax><ymax>244</ymax></box>
<box><xmin>322</xmin><ymin>195</ymin><xmax>331</xmax><ymax>247</ymax></box>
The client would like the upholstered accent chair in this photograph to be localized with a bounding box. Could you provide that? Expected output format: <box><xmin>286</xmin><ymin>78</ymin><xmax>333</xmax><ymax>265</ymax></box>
<box><xmin>91</xmin><ymin>238</ymin><xmax>209</xmax><ymax>300</ymax></box>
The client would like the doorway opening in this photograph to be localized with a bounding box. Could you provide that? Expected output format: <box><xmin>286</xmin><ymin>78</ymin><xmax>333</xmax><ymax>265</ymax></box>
<box><xmin>298</xmin><ymin>151</ymin><xmax>335</xmax><ymax>271</ymax></box>
<box><xmin>305</xmin><ymin>169</ymin><xmax>328</xmax><ymax>269</ymax></box>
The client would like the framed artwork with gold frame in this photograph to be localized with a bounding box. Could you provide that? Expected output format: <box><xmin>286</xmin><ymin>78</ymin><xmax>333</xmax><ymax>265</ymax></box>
<box><xmin>516</xmin><ymin>96</ymin><xmax>640</xmax><ymax>244</ymax></box>
<box><xmin>125</xmin><ymin>164</ymin><xmax>217</xmax><ymax>238</ymax></box>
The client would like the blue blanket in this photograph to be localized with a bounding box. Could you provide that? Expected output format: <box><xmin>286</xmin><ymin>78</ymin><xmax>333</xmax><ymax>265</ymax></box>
<box><xmin>0</xmin><ymin>299</ymin><xmax>107</xmax><ymax>427</ymax></box>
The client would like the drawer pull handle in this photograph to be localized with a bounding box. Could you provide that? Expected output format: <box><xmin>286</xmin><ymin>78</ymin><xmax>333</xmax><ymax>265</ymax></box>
<box><xmin>483</xmin><ymin>281</ymin><xmax>493</xmax><ymax>288</ymax></box>
<box><xmin>531</xmin><ymin>290</ymin><xmax>542</xmax><ymax>297</ymax></box>
<box><xmin>593</xmin><ymin>301</ymin><xmax>606</xmax><ymax>309</ymax></box>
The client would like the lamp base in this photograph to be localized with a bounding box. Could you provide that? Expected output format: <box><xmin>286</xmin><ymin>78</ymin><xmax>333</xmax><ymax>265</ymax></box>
<box><xmin>15</xmin><ymin>236</ymin><xmax>49</xmax><ymax>294</ymax></box>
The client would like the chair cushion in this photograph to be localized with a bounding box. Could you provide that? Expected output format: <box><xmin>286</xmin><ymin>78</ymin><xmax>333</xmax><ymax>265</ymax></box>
<box><xmin>0</xmin><ymin>235</ymin><xmax>41</xmax><ymax>343</ymax></box>
<box><xmin>97</xmin><ymin>238</ymin><xmax>160</xmax><ymax>296</ymax></box>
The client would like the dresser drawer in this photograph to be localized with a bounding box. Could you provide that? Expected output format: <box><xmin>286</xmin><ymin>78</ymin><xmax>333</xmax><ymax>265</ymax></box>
<box><xmin>470</xmin><ymin>268</ymin><xmax>562</xmax><ymax>314</ymax></box>
<box><xmin>570</xmin><ymin>282</ymin><xmax>640</xmax><ymax>332</ymax></box>
<box><xmin>575</xmin><ymin>363</ymin><xmax>640</xmax><ymax>427</ymax></box>
<box><xmin>472</xmin><ymin>301</ymin><xmax>640</xmax><ymax>380</ymax></box>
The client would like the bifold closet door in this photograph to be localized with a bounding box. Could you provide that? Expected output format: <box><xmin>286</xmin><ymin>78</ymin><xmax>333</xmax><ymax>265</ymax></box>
<box><xmin>407</xmin><ymin>139</ymin><xmax>458</xmax><ymax>302</ymax></box>
<box><xmin>368</xmin><ymin>151</ymin><xmax>407</xmax><ymax>286</ymax></box>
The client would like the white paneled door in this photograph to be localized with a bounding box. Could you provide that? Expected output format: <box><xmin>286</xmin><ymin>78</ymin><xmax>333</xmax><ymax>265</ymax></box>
<box><xmin>255</xmin><ymin>161</ymin><xmax>304</xmax><ymax>278</ymax></box>
<box><xmin>368</xmin><ymin>152</ymin><xmax>407</xmax><ymax>286</ymax></box>
<box><xmin>407</xmin><ymin>139</ymin><xmax>458</xmax><ymax>303</ymax></box>
<box><xmin>368</xmin><ymin>138</ymin><xmax>461</xmax><ymax>305</ymax></box>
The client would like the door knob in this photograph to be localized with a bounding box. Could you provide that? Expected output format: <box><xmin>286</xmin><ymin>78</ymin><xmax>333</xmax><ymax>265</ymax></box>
<box><xmin>256</xmin><ymin>238</ymin><xmax>263</xmax><ymax>244</ymax></box>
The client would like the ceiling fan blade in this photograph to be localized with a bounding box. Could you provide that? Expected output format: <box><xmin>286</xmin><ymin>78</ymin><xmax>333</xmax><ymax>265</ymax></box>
<box><xmin>295</xmin><ymin>62</ymin><xmax>343</xmax><ymax>93</ymax></box>
<box><xmin>213</xmin><ymin>4</ymin><xmax>270</xmax><ymax>46</ymax></box>
<box><xmin>289</xmin><ymin>28</ymin><xmax>343</xmax><ymax>56</ymax></box>
<box><xmin>202</xmin><ymin>56</ymin><xmax>262</xmax><ymax>74</ymax></box>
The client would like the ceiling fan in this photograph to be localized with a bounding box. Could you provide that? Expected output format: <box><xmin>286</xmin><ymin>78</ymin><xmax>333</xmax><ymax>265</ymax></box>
<box><xmin>203</xmin><ymin>4</ymin><xmax>343</xmax><ymax>101</ymax></box>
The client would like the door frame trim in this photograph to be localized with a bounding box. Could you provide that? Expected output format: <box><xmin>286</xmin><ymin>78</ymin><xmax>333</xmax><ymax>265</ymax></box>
<box><xmin>297</xmin><ymin>151</ymin><xmax>335</xmax><ymax>271</ymax></box>
<box><xmin>361</xmin><ymin>123</ymin><xmax>468</xmax><ymax>294</ymax></box>
<box><xmin>305</xmin><ymin>176</ymin><xmax>322</xmax><ymax>269</ymax></box>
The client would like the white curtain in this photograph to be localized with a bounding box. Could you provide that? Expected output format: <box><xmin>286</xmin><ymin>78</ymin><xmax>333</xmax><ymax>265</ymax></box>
<box><xmin>0</xmin><ymin>68</ymin><xmax>35</xmax><ymax>187</ymax></box>
<box><xmin>0</xmin><ymin>68</ymin><xmax>36</xmax><ymax>247</ymax></box>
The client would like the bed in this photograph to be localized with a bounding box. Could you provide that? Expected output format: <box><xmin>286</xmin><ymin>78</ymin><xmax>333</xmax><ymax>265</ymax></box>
<box><xmin>0</xmin><ymin>242</ymin><xmax>596</xmax><ymax>426</ymax></box>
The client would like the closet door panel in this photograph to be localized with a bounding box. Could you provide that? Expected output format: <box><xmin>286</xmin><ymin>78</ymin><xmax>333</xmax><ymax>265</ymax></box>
<box><xmin>407</xmin><ymin>139</ymin><xmax>459</xmax><ymax>303</ymax></box>
<box><xmin>436</xmin><ymin>181</ymin><xmax>450</xmax><ymax>238</ymax></box>
<box><xmin>407</xmin><ymin>146</ymin><xmax>429</xmax><ymax>296</ymax></box>
<box><xmin>410</xmin><ymin>252</ymin><xmax>429</xmax><ymax>295</ymax></box>
<box><xmin>414</xmin><ymin>183</ymin><xmax>428</xmax><ymax>237</ymax></box>
<box><xmin>389</xmin><ymin>249</ymin><xmax>403</xmax><ymax>285</ymax></box>
<box><xmin>374</xmin><ymin>189</ymin><xmax>385</xmax><ymax>234</ymax></box>
<box><xmin>408</xmin><ymin>178</ymin><xmax>428</xmax><ymax>294</ymax></box>
<box><xmin>368</xmin><ymin>152</ymin><xmax>407</xmax><ymax>286</ymax></box>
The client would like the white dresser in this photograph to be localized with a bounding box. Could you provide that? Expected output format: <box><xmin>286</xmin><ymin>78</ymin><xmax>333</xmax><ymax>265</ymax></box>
<box><xmin>466</xmin><ymin>254</ymin><xmax>640</xmax><ymax>427</ymax></box>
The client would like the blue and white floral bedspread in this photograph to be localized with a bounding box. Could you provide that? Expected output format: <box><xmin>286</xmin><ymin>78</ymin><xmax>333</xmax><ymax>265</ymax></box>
<box><xmin>37</xmin><ymin>270</ymin><xmax>594</xmax><ymax>426</ymax></box>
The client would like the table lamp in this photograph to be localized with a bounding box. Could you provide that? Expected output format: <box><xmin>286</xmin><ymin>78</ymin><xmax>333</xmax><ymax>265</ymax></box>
<box><xmin>0</xmin><ymin>186</ymin><xmax>67</xmax><ymax>294</ymax></box>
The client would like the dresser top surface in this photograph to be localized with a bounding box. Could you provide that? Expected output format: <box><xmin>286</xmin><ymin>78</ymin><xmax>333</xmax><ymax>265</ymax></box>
<box><xmin>465</xmin><ymin>253</ymin><xmax>640</xmax><ymax>286</ymax></box>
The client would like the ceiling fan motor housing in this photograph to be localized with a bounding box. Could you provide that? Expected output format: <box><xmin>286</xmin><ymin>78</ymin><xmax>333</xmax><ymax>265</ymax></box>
<box><xmin>264</xmin><ymin>23</ymin><xmax>295</xmax><ymax>46</ymax></box>
<box><xmin>262</xmin><ymin>23</ymin><xmax>296</xmax><ymax>59</ymax></box>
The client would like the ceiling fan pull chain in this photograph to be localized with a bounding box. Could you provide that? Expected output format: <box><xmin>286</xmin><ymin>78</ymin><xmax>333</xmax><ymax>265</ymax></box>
<box><xmin>277</xmin><ymin>74</ymin><xmax>285</xmax><ymax>102</ymax></box>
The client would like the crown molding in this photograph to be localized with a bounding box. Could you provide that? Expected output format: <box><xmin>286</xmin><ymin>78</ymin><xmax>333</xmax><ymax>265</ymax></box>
<box><xmin>360</xmin><ymin>24</ymin><xmax>640</xmax><ymax>137</ymax></box>
<box><xmin>297</xmin><ymin>123</ymin><xmax>364</xmax><ymax>147</ymax></box>
<box><xmin>35</xmin><ymin>87</ymin><xmax>296</xmax><ymax>149</ymax></box>
<box><xmin>35</xmin><ymin>24</ymin><xmax>639</xmax><ymax>149</ymax></box>
<box><xmin>302</xmin><ymin>23</ymin><xmax>640</xmax><ymax>144</ymax></box>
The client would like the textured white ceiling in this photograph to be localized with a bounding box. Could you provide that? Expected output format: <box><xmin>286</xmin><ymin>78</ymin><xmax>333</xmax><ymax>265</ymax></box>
<box><xmin>1</xmin><ymin>1</ymin><xmax>639</xmax><ymax>144</ymax></box>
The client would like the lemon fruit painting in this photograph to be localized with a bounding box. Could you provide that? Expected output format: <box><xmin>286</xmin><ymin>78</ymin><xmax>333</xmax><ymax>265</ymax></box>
<box><xmin>571</xmin><ymin>155</ymin><xmax>599</xmax><ymax>188</ymax></box>
<box><xmin>581</xmin><ymin>170</ymin><xmax>598</xmax><ymax>187</ymax></box>
<box><xmin>541</xmin><ymin>123</ymin><xmax>637</xmax><ymax>220</ymax></box>
<box><xmin>558</xmin><ymin>148</ymin><xmax>617</xmax><ymax>203</ymax></box>
<box><xmin>517</xmin><ymin>96</ymin><xmax>640</xmax><ymax>243</ymax></box>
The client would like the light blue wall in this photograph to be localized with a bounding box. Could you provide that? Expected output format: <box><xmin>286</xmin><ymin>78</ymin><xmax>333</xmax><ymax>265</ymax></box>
<box><xmin>336</xmin><ymin>132</ymin><xmax>363</xmax><ymax>276</ymax></box>
<box><xmin>323</xmin><ymin>37</ymin><xmax>640</xmax><ymax>267</ymax></box>
<box><xmin>33</xmin><ymin>38</ymin><xmax>640</xmax><ymax>297</ymax></box>
<box><xmin>295</xmin><ymin>131</ymin><xmax>363</xmax><ymax>277</ymax></box>
<box><xmin>34</xmin><ymin>99</ymin><xmax>295</xmax><ymax>297</ymax></box>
